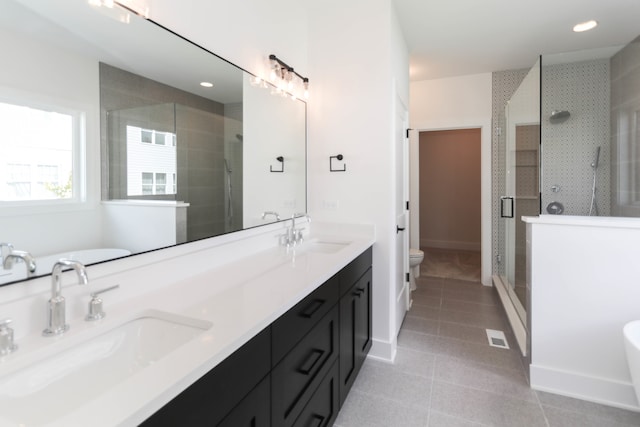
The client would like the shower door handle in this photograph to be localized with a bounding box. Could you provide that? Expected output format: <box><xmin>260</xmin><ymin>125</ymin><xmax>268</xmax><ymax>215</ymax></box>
<box><xmin>500</xmin><ymin>196</ymin><xmax>514</xmax><ymax>218</ymax></box>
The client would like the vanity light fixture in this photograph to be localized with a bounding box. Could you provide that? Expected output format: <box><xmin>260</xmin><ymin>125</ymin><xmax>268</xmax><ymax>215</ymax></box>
<box><xmin>200</xmin><ymin>81</ymin><xmax>213</xmax><ymax>88</ymax></box>
<box><xmin>268</xmin><ymin>54</ymin><xmax>310</xmax><ymax>100</ymax></box>
<box><xmin>573</xmin><ymin>20</ymin><xmax>598</xmax><ymax>32</ymax></box>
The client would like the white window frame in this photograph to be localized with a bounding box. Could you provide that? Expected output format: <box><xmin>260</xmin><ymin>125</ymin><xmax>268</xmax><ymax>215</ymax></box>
<box><xmin>0</xmin><ymin>94</ymin><xmax>87</xmax><ymax>211</ymax></box>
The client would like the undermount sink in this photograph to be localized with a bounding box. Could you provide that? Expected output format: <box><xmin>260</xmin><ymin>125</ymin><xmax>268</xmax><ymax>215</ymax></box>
<box><xmin>0</xmin><ymin>310</ymin><xmax>212</xmax><ymax>425</ymax></box>
<box><xmin>298</xmin><ymin>238</ymin><xmax>351</xmax><ymax>254</ymax></box>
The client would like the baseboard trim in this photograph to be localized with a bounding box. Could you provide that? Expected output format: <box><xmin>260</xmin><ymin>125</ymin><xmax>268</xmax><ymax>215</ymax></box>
<box><xmin>493</xmin><ymin>275</ymin><xmax>527</xmax><ymax>356</ymax></box>
<box><xmin>368</xmin><ymin>337</ymin><xmax>396</xmax><ymax>363</ymax></box>
<box><xmin>420</xmin><ymin>239</ymin><xmax>480</xmax><ymax>251</ymax></box>
<box><xmin>530</xmin><ymin>364</ymin><xmax>640</xmax><ymax>412</ymax></box>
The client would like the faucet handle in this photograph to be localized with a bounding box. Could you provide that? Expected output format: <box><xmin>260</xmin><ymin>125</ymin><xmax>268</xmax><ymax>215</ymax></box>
<box><xmin>86</xmin><ymin>285</ymin><xmax>120</xmax><ymax>321</ymax></box>
<box><xmin>0</xmin><ymin>318</ymin><xmax>17</xmax><ymax>355</ymax></box>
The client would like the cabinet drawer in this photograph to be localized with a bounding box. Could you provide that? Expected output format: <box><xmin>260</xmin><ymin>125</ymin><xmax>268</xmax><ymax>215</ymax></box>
<box><xmin>140</xmin><ymin>326</ymin><xmax>271</xmax><ymax>427</ymax></box>
<box><xmin>217</xmin><ymin>374</ymin><xmax>270</xmax><ymax>427</ymax></box>
<box><xmin>272</xmin><ymin>305</ymin><xmax>339</xmax><ymax>427</ymax></box>
<box><xmin>272</xmin><ymin>274</ymin><xmax>339</xmax><ymax>365</ymax></box>
<box><xmin>339</xmin><ymin>247</ymin><xmax>372</xmax><ymax>296</ymax></box>
<box><xmin>292</xmin><ymin>360</ymin><xmax>339</xmax><ymax>427</ymax></box>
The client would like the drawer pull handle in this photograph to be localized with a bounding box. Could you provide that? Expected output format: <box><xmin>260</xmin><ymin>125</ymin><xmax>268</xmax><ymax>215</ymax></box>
<box><xmin>300</xmin><ymin>299</ymin><xmax>325</xmax><ymax>319</ymax></box>
<box><xmin>308</xmin><ymin>414</ymin><xmax>325</xmax><ymax>427</ymax></box>
<box><xmin>298</xmin><ymin>348</ymin><xmax>324</xmax><ymax>375</ymax></box>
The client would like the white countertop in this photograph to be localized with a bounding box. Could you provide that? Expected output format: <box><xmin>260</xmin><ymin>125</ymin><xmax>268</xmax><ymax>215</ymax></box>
<box><xmin>0</xmin><ymin>222</ymin><xmax>375</xmax><ymax>426</ymax></box>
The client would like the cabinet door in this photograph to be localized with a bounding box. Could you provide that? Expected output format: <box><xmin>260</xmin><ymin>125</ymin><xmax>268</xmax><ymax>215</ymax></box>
<box><xmin>217</xmin><ymin>374</ymin><xmax>270</xmax><ymax>427</ymax></box>
<box><xmin>339</xmin><ymin>267</ymin><xmax>372</xmax><ymax>405</ymax></box>
<box><xmin>355</xmin><ymin>268</ymin><xmax>372</xmax><ymax>365</ymax></box>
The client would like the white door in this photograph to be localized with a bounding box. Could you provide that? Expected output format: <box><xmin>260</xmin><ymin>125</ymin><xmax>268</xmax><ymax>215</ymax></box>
<box><xmin>394</xmin><ymin>93</ymin><xmax>410</xmax><ymax>336</ymax></box>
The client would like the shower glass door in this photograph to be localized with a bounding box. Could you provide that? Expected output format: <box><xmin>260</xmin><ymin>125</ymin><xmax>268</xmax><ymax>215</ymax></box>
<box><xmin>501</xmin><ymin>58</ymin><xmax>540</xmax><ymax>328</ymax></box>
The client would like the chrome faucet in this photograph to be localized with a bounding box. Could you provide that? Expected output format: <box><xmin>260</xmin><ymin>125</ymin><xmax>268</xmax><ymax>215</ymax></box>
<box><xmin>3</xmin><ymin>250</ymin><xmax>37</xmax><ymax>276</ymax></box>
<box><xmin>261</xmin><ymin>211</ymin><xmax>281</xmax><ymax>221</ymax></box>
<box><xmin>283</xmin><ymin>213</ymin><xmax>310</xmax><ymax>247</ymax></box>
<box><xmin>43</xmin><ymin>259</ymin><xmax>88</xmax><ymax>336</ymax></box>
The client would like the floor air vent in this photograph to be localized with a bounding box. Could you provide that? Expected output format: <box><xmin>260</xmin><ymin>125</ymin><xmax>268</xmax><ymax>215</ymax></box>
<box><xmin>486</xmin><ymin>329</ymin><xmax>510</xmax><ymax>349</ymax></box>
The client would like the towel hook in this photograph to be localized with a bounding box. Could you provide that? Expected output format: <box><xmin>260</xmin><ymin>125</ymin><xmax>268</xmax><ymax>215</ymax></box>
<box><xmin>270</xmin><ymin>156</ymin><xmax>284</xmax><ymax>173</ymax></box>
<box><xmin>330</xmin><ymin>154</ymin><xmax>346</xmax><ymax>172</ymax></box>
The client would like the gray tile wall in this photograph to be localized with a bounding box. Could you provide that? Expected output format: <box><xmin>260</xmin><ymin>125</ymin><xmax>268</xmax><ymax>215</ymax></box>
<box><xmin>611</xmin><ymin>35</ymin><xmax>640</xmax><ymax>216</ymax></box>
<box><xmin>100</xmin><ymin>63</ymin><xmax>229</xmax><ymax>241</ymax></box>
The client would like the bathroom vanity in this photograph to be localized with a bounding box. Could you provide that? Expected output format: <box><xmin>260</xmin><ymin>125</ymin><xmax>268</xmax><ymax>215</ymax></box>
<box><xmin>0</xmin><ymin>222</ymin><xmax>374</xmax><ymax>426</ymax></box>
<box><xmin>141</xmin><ymin>247</ymin><xmax>372</xmax><ymax>427</ymax></box>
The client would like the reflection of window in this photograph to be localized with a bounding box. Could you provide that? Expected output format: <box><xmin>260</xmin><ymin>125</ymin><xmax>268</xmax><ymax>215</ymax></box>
<box><xmin>155</xmin><ymin>173</ymin><xmax>166</xmax><ymax>194</ymax></box>
<box><xmin>37</xmin><ymin>165</ymin><xmax>59</xmax><ymax>184</ymax></box>
<box><xmin>140</xmin><ymin>172</ymin><xmax>169</xmax><ymax>195</ymax></box>
<box><xmin>141</xmin><ymin>130</ymin><xmax>153</xmax><ymax>144</ymax></box>
<box><xmin>0</xmin><ymin>101</ymin><xmax>80</xmax><ymax>203</ymax></box>
<box><xmin>126</xmin><ymin>125</ymin><xmax>177</xmax><ymax>197</ymax></box>
<box><xmin>7</xmin><ymin>163</ymin><xmax>31</xmax><ymax>198</ymax></box>
<box><xmin>141</xmin><ymin>172</ymin><xmax>153</xmax><ymax>195</ymax></box>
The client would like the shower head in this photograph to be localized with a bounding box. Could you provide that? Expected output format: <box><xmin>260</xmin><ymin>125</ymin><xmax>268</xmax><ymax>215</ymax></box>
<box><xmin>236</xmin><ymin>134</ymin><xmax>243</xmax><ymax>142</ymax></box>
<box><xmin>549</xmin><ymin>110</ymin><xmax>570</xmax><ymax>123</ymax></box>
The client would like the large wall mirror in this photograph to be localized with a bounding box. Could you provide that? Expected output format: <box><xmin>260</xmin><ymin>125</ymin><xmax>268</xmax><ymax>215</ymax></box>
<box><xmin>0</xmin><ymin>0</ymin><xmax>307</xmax><ymax>285</ymax></box>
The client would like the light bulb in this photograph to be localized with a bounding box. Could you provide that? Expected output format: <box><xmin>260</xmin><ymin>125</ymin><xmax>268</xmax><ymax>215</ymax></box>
<box><xmin>573</xmin><ymin>20</ymin><xmax>598</xmax><ymax>32</ymax></box>
<box><xmin>303</xmin><ymin>80</ymin><xmax>309</xmax><ymax>99</ymax></box>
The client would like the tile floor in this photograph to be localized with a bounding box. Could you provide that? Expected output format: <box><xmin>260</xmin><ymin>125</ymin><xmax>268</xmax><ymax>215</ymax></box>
<box><xmin>333</xmin><ymin>251</ymin><xmax>640</xmax><ymax>427</ymax></box>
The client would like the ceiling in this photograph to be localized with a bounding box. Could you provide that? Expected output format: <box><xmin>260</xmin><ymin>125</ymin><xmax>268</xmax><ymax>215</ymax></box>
<box><xmin>394</xmin><ymin>0</ymin><xmax>640</xmax><ymax>81</ymax></box>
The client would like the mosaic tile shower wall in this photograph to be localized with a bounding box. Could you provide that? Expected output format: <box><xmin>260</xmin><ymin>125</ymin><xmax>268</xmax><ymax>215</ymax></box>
<box><xmin>541</xmin><ymin>59</ymin><xmax>611</xmax><ymax>217</ymax></box>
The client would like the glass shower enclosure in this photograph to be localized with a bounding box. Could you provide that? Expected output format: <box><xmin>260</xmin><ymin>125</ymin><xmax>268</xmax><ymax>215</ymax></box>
<box><xmin>497</xmin><ymin>58</ymin><xmax>540</xmax><ymax>355</ymax></box>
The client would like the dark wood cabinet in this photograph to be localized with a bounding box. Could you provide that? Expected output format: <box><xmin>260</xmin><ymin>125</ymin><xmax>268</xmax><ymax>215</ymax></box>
<box><xmin>217</xmin><ymin>374</ymin><xmax>271</xmax><ymax>427</ymax></box>
<box><xmin>339</xmin><ymin>265</ymin><xmax>372</xmax><ymax>405</ymax></box>
<box><xmin>292</xmin><ymin>360</ymin><xmax>340</xmax><ymax>427</ymax></box>
<box><xmin>141</xmin><ymin>246</ymin><xmax>372</xmax><ymax>427</ymax></box>
<box><xmin>272</xmin><ymin>305</ymin><xmax>339</xmax><ymax>427</ymax></box>
<box><xmin>140</xmin><ymin>327</ymin><xmax>271</xmax><ymax>427</ymax></box>
<box><xmin>272</xmin><ymin>274</ymin><xmax>340</xmax><ymax>366</ymax></box>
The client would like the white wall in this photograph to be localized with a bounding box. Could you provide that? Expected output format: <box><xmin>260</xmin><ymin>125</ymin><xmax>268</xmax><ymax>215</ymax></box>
<box><xmin>527</xmin><ymin>215</ymin><xmax>640</xmax><ymax>410</ymax></box>
<box><xmin>409</xmin><ymin>73</ymin><xmax>493</xmax><ymax>285</ymax></box>
<box><xmin>243</xmin><ymin>75</ymin><xmax>306</xmax><ymax>226</ymax></box>
<box><xmin>0</xmin><ymin>21</ymin><xmax>102</xmax><ymax>257</ymax></box>
<box><xmin>148</xmin><ymin>0</ymin><xmax>308</xmax><ymax>84</ymax></box>
<box><xmin>307</xmin><ymin>0</ymin><xmax>409</xmax><ymax>360</ymax></box>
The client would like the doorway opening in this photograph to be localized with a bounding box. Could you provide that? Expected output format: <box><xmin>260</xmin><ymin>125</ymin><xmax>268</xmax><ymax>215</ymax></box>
<box><xmin>419</xmin><ymin>128</ymin><xmax>481</xmax><ymax>282</ymax></box>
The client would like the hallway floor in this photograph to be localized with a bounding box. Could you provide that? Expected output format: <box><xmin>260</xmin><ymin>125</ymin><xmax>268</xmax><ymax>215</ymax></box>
<box><xmin>333</xmin><ymin>253</ymin><xmax>640</xmax><ymax>427</ymax></box>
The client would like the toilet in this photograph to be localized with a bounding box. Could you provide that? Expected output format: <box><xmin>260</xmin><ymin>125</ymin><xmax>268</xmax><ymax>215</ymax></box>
<box><xmin>409</xmin><ymin>248</ymin><xmax>425</xmax><ymax>291</ymax></box>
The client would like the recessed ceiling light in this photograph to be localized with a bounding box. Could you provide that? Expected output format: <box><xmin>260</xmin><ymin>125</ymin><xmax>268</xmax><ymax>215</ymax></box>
<box><xmin>200</xmin><ymin>82</ymin><xmax>213</xmax><ymax>88</ymax></box>
<box><xmin>573</xmin><ymin>20</ymin><xmax>598</xmax><ymax>33</ymax></box>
